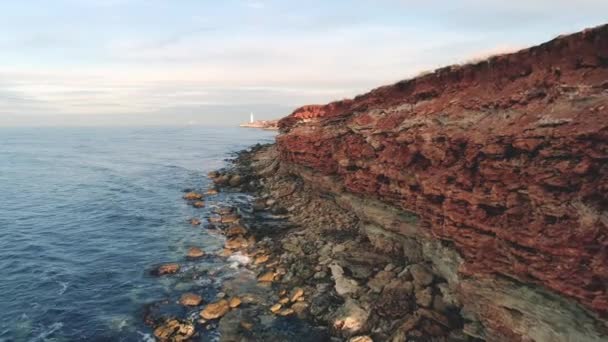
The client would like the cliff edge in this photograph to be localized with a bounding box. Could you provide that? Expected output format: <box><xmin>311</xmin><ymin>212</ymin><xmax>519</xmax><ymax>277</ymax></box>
<box><xmin>273</xmin><ymin>24</ymin><xmax>608</xmax><ymax>340</ymax></box>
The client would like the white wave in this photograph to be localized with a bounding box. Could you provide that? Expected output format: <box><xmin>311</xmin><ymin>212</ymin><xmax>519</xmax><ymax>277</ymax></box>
<box><xmin>227</xmin><ymin>252</ymin><xmax>251</xmax><ymax>268</ymax></box>
<box><xmin>32</xmin><ymin>322</ymin><xmax>63</xmax><ymax>341</ymax></box>
<box><xmin>57</xmin><ymin>281</ymin><xmax>68</xmax><ymax>296</ymax></box>
<box><xmin>137</xmin><ymin>331</ymin><xmax>156</xmax><ymax>342</ymax></box>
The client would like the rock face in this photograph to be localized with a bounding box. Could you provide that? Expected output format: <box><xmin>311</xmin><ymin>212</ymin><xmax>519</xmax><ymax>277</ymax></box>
<box><xmin>274</xmin><ymin>25</ymin><xmax>608</xmax><ymax>340</ymax></box>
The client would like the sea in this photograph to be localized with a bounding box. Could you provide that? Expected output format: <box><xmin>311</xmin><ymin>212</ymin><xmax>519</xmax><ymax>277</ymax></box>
<box><xmin>0</xmin><ymin>126</ymin><xmax>277</xmax><ymax>341</ymax></box>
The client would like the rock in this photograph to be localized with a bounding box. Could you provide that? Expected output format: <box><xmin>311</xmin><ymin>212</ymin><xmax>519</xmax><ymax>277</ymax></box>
<box><xmin>258</xmin><ymin>271</ymin><xmax>275</xmax><ymax>283</ymax></box>
<box><xmin>229</xmin><ymin>297</ymin><xmax>242</xmax><ymax>308</ymax></box>
<box><xmin>191</xmin><ymin>201</ymin><xmax>205</xmax><ymax>208</ymax></box>
<box><xmin>207</xmin><ymin>171</ymin><xmax>220</xmax><ymax>178</ymax></box>
<box><xmin>348</xmin><ymin>336</ymin><xmax>374</xmax><ymax>342</ymax></box>
<box><xmin>188</xmin><ymin>218</ymin><xmax>201</xmax><ymax>226</ymax></box>
<box><xmin>332</xmin><ymin>298</ymin><xmax>370</xmax><ymax>338</ymax></box>
<box><xmin>205</xmin><ymin>188</ymin><xmax>218</xmax><ymax>195</ymax></box>
<box><xmin>153</xmin><ymin>319</ymin><xmax>195</xmax><ymax>342</ymax></box>
<box><xmin>152</xmin><ymin>263</ymin><xmax>180</xmax><ymax>276</ymax></box>
<box><xmin>329</xmin><ymin>263</ymin><xmax>360</xmax><ymax>296</ymax></box>
<box><xmin>367</xmin><ymin>270</ymin><xmax>395</xmax><ymax>293</ymax></box>
<box><xmin>436</xmin><ymin>283</ymin><xmax>459</xmax><ymax>308</ymax></box>
<box><xmin>208</xmin><ymin>215</ymin><xmax>222</xmax><ymax>223</ymax></box>
<box><xmin>409</xmin><ymin>264</ymin><xmax>434</xmax><ymax>287</ymax></box>
<box><xmin>314</xmin><ymin>270</ymin><xmax>328</xmax><ymax>279</ymax></box>
<box><xmin>186</xmin><ymin>247</ymin><xmax>205</xmax><ymax>259</ymax></box>
<box><xmin>252</xmin><ymin>199</ymin><xmax>266</xmax><ymax>211</ymax></box>
<box><xmin>270</xmin><ymin>303</ymin><xmax>282</xmax><ymax>313</ymax></box>
<box><xmin>415</xmin><ymin>287</ymin><xmax>434</xmax><ymax>308</ymax></box>
<box><xmin>384</xmin><ymin>263</ymin><xmax>397</xmax><ymax>272</ymax></box>
<box><xmin>279</xmin><ymin>297</ymin><xmax>290</xmax><ymax>304</ymax></box>
<box><xmin>254</xmin><ymin>254</ymin><xmax>270</xmax><ymax>265</ymax></box>
<box><xmin>291</xmin><ymin>302</ymin><xmax>309</xmax><ymax>319</ymax></box>
<box><xmin>213</xmin><ymin>174</ymin><xmax>230</xmax><ymax>185</ymax></box>
<box><xmin>277</xmin><ymin>308</ymin><xmax>295</xmax><ymax>316</ymax></box>
<box><xmin>182</xmin><ymin>192</ymin><xmax>203</xmax><ymax>201</ymax></box>
<box><xmin>290</xmin><ymin>288</ymin><xmax>305</xmax><ymax>302</ymax></box>
<box><xmin>221</xmin><ymin>214</ymin><xmax>240</xmax><ymax>224</ymax></box>
<box><xmin>225</xmin><ymin>224</ymin><xmax>248</xmax><ymax>237</ymax></box>
<box><xmin>200</xmin><ymin>299</ymin><xmax>230</xmax><ymax>320</ymax></box>
<box><xmin>225</xmin><ymin>236</ymin><xmax>249</xmax><ymax>250</ymax></box>
<box><xmin>179</xmin><ymin>293</ymin><xmax>202</xmax><ymax>306</ymax></box>
<box><xmin>229</xmin><ymin>175</ymin><xmax>243</xmax><ymax>187</ymax></box>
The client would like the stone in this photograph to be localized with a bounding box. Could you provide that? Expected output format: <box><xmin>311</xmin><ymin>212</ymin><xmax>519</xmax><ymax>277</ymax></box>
<box><xmin>191</xmin><ymin>201</ymin><xmax>205</xmax><ymax>208</ymax></box>
<box><xmin>332</xmin><ymin>298</ymin><xmax>370</xmax><ymax>338</ymax></box>
<box><xmin>188</xmin><ymin>218</ymin><xmax>201</xmax><ymax>226</ymax></box>
<box><xmin>290</xmin><ymin>288</ymin><xmax>305</xmax><ymax>302</ymax></box>
<box><xmin>221</xmin><ymin>214</ymin><xmax>240</xmax><ymax>224</ymax></box>
<box><xmin>409</xmin><ymin>264</ymin><xmax>434</xmax><ymax>287</ymax></box>
<box><xmin>270</xmin><ymin>303</ymin><xmax>282</xmax><ymax>313</ymax></box>
<box><xmin>182</xmin><ymin>192</ymin><xmax>203</xmax><ymax>201</ymax></box>
<box><xmin>415</xmin><ymin>287</ymin><xmax>434</xmax><ymax>308</ymax></box>
<box><xmin>179</xmin><ymin>293</ymin><xmax>202</xmax><ymax>306</ymax></box>
<box><xmin>254</xmin><ymin>254</ymin><xmax>270</xmax><ymax>265</ymax></box>
<box><xmin>229</xmin><ymin>297</ymin><xmax>242</xmax><ymax>308</ymax></box>
<box><xmin>153</xmin><ymin>319</ymin><xmax>195</xmax><ymax>342</ymax></box>
<box><xmin>225</xmin><ymin>224</ymin><xmax>248</xmax><ymax>237</ymax></box>
<box><xmin>225</xmin><ymin>236</ymin><xmax>249</xmax><ymax>250</ymax></box>
<box><xmin>291</xmin><ymin>302</ymin><xmax>309</xmax><ymax>317</ymax></box>
<box><xmin>186</xmin><ymin>247</ymin><xmax>205</xmax><ymax>259</ymax></box>
<box><xmin>279</xmin><ymin>297</ymin><xmax>289</xmax><ymax>304</ymax></box>
<box><xmin>367</xmin><ymin>270</ymin><xmax>395</xmax><ymax>293</ymax></box>
<box><xmin>329</xmin><ymin>263</ymin><xmax>360</xmax><ymax>296</ymax></box>
<box><xmin>200</xmin><ymin>299</ymin><xmax>230</xmax><ymax>320</ymax></box>
<box><xmin>207</xmin><ymin>171</ymin><xmax>220</xmax><ymax>178</ymax></box>
<box><xmin>229</xmin><ymin>174</ymin><xmax>243</xmax><ymax>187</ymax></box>
<box><xmin>206</xmin><ymin>188</ymin><xmax>219</xmax><ymax>195</ymax></box>
<box><xmin>152</xmin><ymin>263</ymin><xmax>180</xmax><ymax>276</ymax></box>
<box><xmin>348</xmin><ymin>336</ymin><xmax>374</xmax><ymax>342</ymax></box>
<box><xmin>208</xmin><ymin>215</ymin><xmax>222</xmax><ymax>223</ymax></box>
<box><xmin>258</xmin><ymin>271</ymin><xmax>276</xmax><ymax>283</ymax></box>
<box><xmin>277</xmin><ymin>308</ymin><xmax>295</xmax><ymax>316</ymax></box>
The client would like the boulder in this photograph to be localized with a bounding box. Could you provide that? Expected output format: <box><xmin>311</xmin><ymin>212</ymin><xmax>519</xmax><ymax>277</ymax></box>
<box><xmin>179</xmin><ymin>293</ymin><xmax>202</xmax><ymax>306</ymax></box>
<box><xmin>200</xmin><ymin>299</ymin><xmax>230</xmax><ymax>320</ymax></box>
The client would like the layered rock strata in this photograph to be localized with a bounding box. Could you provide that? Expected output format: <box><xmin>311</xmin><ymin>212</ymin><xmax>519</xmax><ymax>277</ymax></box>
<box><xmin>271</xmin><ymin>25</ymin><xmax>608</xmax><ymax>341</ymax></box>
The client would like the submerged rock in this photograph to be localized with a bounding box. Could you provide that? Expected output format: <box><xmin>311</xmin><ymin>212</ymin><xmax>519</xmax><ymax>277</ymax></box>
<box><xmin>179</xmin><ymin>293</ymin><xmax>203</xmax><ymax>306</ymax></box>
<box><xmin>182</xmin><ymin>192</ymin><xmax>203</xmax><ymax>201</ymax></box>
<box><xmin>152</xmin><ymin>263</ymin><xmax>180</xmax><ymax>276</ymax></box>
<box><xmin>191</xmin><ymin>201</ymin><xmax>205</xmax><ymax>208</ymax></box>
<box><xmin>153</xmin><ymin>319</ymin><xmax>195</xmax><ymax>342</ymax></box>
<box><xmin>186</xmin><ymin>247</ymin><xmax>205</xmax><ymax>259</ymax></box>
<box><xmin>188</xmin><ymin>218</ymin><xmax>201</xmax><ymax>226</ymax></box>
<box><xmin>200</xmin><ymin>299</ymin><xmax>230</xmax><ymax>320</ymax></box>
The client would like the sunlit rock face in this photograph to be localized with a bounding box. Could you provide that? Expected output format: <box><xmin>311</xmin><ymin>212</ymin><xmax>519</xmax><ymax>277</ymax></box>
<box><xmin>275</xmin><ymin>25</ymin><xmax>608</xmax><ymax>341</ymax></box>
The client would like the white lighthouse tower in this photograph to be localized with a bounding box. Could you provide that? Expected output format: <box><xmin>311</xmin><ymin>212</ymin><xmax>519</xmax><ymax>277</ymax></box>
<box><xmin>250</xmin><ymin>112</ymin><xmax>254</xmax><ymax>123</ymax></box>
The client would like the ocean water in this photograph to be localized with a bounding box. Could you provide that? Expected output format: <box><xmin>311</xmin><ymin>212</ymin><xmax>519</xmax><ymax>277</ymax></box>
<box><xmin>0</xmin><ymin>126</ymin><xmax>276</xmax><ymax>341</ymax></box>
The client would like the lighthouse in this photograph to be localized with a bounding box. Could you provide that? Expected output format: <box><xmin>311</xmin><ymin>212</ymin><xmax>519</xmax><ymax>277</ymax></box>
<box><xmin>250</xmin><ymin>112</ymin><xmax>254</xmax><ymax>123</ymax></box>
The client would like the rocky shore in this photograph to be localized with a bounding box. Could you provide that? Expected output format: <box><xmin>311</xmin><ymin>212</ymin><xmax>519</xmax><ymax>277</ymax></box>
<box><xmin>144</xmin><ymin>24</ymin><xmax>607</xmax><ymax>341</ymax></box>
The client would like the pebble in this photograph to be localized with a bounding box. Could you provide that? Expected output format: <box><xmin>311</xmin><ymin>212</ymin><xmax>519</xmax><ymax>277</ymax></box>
<box><xmin>270</xmin><ymin>303</ymin><xmax>282</xmax><ymax>313</ymax></box>
<box><xmin>290</xmin><ymin>288</ymin><xmax>304</xmax><ymax>302</ymax></box>
<box><xmin>229</xmin><ymin>297</ymin><xmax>242</xmax><ymax>308</ymax></box>
<box><xmin>257</xmin><ymin>271</ymin><xmax>275</xmax><ymax>283</ymax></box>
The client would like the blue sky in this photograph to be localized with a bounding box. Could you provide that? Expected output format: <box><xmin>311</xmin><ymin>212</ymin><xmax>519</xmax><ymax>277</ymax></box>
<box><xmin>0</xmin><ymin>0</ymin><xmax>607</xmax><ymax>126</ymax></box>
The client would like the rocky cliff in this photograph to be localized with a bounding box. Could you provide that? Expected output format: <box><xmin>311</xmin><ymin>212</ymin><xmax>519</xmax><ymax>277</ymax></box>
<box><xmin>274</xmin><ymin>25</ymin><xmax>608</xmax><ymax>341</ymax></box>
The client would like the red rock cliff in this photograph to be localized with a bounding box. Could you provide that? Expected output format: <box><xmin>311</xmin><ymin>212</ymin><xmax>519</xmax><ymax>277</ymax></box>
<box><xmin>276</xmin><ymin>25</ymin><xmax>608</xmax><ymax>340</ymax></box>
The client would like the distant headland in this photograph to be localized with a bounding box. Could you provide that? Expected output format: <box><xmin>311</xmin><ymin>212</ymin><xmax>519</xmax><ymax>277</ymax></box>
<box><xmin>239</xmin><ymin>113</ymin><xmax>279</xmax><ymax>130</ymax></box>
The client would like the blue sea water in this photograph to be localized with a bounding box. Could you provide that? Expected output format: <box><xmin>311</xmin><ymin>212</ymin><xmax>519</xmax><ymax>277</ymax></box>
<box><xmin>0</xmin><ymin>126</ymin><xmax>276</xmax><ymax>341</ymax></box>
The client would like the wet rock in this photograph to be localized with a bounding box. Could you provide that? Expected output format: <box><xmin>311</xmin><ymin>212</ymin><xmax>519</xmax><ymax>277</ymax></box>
<box><xmin>252</xmin><ymin>199</ymin><xmax>266</xmax><ymax>211</ymax></box>
<box><xmin>182</xmin><ymin>192</ymin><xmax>203</xmax><ymax>201</ymax></box>
<box><xmin>205</xmin><ymin>188</ymin><xmax>218</xmax><ymax>196</ymax></box>
<box><xmin>436</xmin><ymin>283</ymin><xmax>459</xmax><ymax>308</ymax></box>
<box><xmin>270</xmin><ymin>303</ymin><xmax>282</xmax><ymax>313</ymax></box>
<box><xmin>191</xmin><ymin>201</ymin><xmax>205</xmax><ymax>208</ymax></box>
<box><xmin>225</xmin><ymin>224</ymin><xmax>248</xmax><ymax>237</ymax></box>
<box><xmin>213</xmin><ymin>174</ymin><xmax>230</xmax><ymax>186</ymax></box>
<box><xmin>277</xmin><ymin>308</ymin><xmax>295</xmax><ymax>316</ymax></box>
<box><xmin>415</xmin><ymin>287</ymin><xmax>434</xmax><ymax>308</ymax></box>
<box><xmin>179</xmin><ymin>293</ymin><xmax>202</xmax><ymax>306</ymax></box>
<box><xmin>409</xmin><ymin>264</ymin><xmax>434</xmax><ymax>287</ymax></box>
<box><xmin>332</xmin><ymin>298</ymin><xmax>370</xmax><ymax>338</ymax></box>
<box><xmin>225</xmin><ymin>236</ymin><xmax>249</xmax><ymax>250</ymax></box>
<box><xmin>329</xmin><ymin>263</ymin><xmax>360</xmax><ymax>297</ymax></box>
<box><xmin>188</xmin><ymin>218</ymin><xmax>201</xmax><ymax>226</ymax></box>
<box><xmin>152</xmin><ymin>263</ymin><xmax>180</xmax><ymax>276</ymax></box>
<box><xmin>290</xmin><ymin>287</ymin><xmax>305</xmax><ymax>302</ymax></box>
<box><xmin>153</xmin><ymin>319</ymin><xmax>195</xmax><ymax>342</ymax></box>
<box><xmin>291</xmin><ymin>301</ymin><xmax>309</xmax><ymax>318</ymax></box>
<box><xmin>229</xmin><ymin>297</ymin><xmax>242</xmax><ymax>308</ymax></box>
<box><xmin>208</xmin><ymin>215</ymin><xmax>222</xmax><ymax>223</ymax></box>
<box><xmin>221</xmin><ymin>214</ymin><xmax>240</xmax><ymax>224</ymax></box>
<box><xmin>207</xmin><ymin>171</ymin><xmax>220</xmax><ymax>178</ymax></box>
<box><xmin>254</xmin><ymin>254</ymin><xmax>270</xmax><ymax>265</ymax></box>
<box><xmin>229</xmin><ymin>174</ymin><xmax>243</xmax><ymax>187</ymax></box>
<box><xmin>258</xmin><ymin>271</ymin><xmax>276</xmax><ymax>283</ymax></box>
<box><xmin>200</xmin><ymin>299</ymin><xmax>230</xmax><ymax>320</ymax></box>
<box><xmin>348</xmin><ymin>336</ymin><xmax>373</xmax><ymax>342</ymax></box>
<box><xmin>186</xmin><ymin>247</ymin><xmax>205</xmax><ymax>259</ymax></box>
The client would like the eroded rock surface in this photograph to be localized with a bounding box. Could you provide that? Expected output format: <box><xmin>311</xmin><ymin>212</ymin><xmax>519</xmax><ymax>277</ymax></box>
<box><xmin>263</xmin><ymin>25</ymin><xmax>608</xmax><ymax>341</ymax></box>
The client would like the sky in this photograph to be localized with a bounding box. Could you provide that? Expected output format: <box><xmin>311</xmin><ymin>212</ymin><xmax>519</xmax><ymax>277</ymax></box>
<box><xmin>0</xmin><ymin>0</ymin><xmax>607</xmax><ymax>126</ymax></box>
